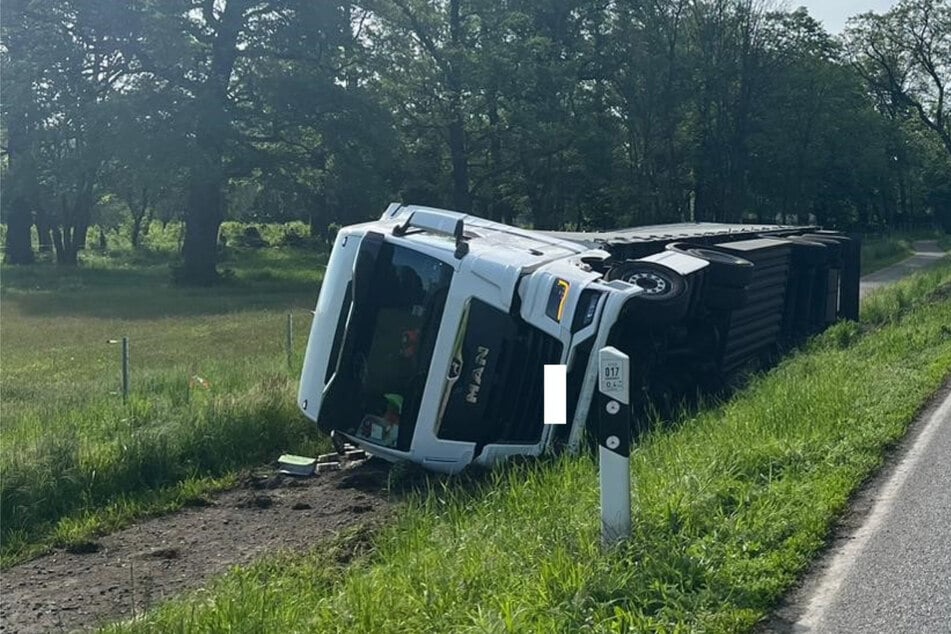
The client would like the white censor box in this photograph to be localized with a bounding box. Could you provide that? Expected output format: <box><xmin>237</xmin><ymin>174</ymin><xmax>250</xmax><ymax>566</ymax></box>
<box><xmin>598</xmin><ymin>346</ymin><xmax>631</xmax><ymax>547</ymax></box>
<box><xmin>543</xmin><ymin>364</ymin><xmax>568</xmax><ymax>425</ymax></box>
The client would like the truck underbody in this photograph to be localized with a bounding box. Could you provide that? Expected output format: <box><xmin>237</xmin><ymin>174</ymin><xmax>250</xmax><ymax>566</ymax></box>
<box><xmin>298</xmin><ymin>205</ymin><xmax>860</xmax><ymax>473</ymax></box>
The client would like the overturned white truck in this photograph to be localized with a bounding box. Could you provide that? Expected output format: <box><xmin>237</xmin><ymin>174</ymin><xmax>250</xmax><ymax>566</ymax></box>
<box><xmin>298</xmin><ymin>204</ymin><xmax>860</xmax><ymax>473</ymax></box>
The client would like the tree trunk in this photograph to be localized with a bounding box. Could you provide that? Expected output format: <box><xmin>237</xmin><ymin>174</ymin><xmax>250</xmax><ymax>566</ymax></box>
<box><xmin>660</xmin><ymin>1</ymin><xmax>686</xmax><ymax>223</ymax></box>
<box><xmin>308</xmin><ymin>209</ymin><xmax>322</xmax><ymax>242</ymax></box>
<box><xmin>131</xmin><ymin>213</ymin><xmax>144</xmax><ymax>248</ymax></box>
<box><xmin>52</xmin><ymin>226</ymin><xmax>65</xmax><ymax>261</ymax></box>
<box><xmin>76</xmin><ymin>224</ymin><xmax>89</xmax><ymax>251</ymax></box>
<box><xmin>70</xmin><ymin>179</ymin><xmax>94</xmax><ymax>260</ymax></box>
<box><xmin>177</xmin><ymin>0</ymin><xmax>245</xmax><ymax>284</ymax></box>
<box><xmin>446</xmin><ymin>0</ymin><xmax>470</xmax><ymax>212</ymax></box>
<box><xmin>485</xmin><ymin>85</ymin><xmax>502</xmax><ymax>221</ymax></box>
<box><xmin>129</xmin><ymin>186</ymin><xmax>150</xmax><ymax>248</ymax></box>
<box><xmin>4</xmin><ymin>88</ymin><xmax>36</xmax><ymax>264</ymax></box>
<box><xmin>50</xmin><ymin>179</ymin><xmax>94</xmax><ymax>266</ymax></box>
<box><xmin>727</xmin><ymin>5</ymin><xmax>757</xmax><ymax>223</ymax></box>
<box><xmin>35</xmin><ymin>207</ymin><xmax>53</xmax><ymax>254</ymax></box>
<box><xmin>4</xmin><ymin>200</ymin><xmax>34</xmax><ymax>264</ymax></box>
<box><xmin>181</xmin><ymin>174</ymin><xmax>224</xmax><ymax>285</ymax></box>
<box><xmin>309</xmin><ymin>188</ymin><xmax>328</xmax><ymax>243</ymax></box>
<box><xmin>448</xmin><ymin>113</ymin><xmax>469</xmax><ymax>212</ymax></box>
<box><xmin>51</xmin><ymin>225</ymin><xmax>79</xmax><ymax>266</ymax></box>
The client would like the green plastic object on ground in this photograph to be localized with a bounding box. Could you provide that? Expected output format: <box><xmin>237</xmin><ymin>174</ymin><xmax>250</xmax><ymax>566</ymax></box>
<box><xmin>277</xmin><ymin>454</ymin><xmax>316</xmax><ymax>476</ymax></box>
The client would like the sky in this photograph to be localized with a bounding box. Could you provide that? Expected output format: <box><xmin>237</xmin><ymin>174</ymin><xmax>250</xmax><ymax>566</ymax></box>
<box><xmin>790</xmin><ymin>0</ymin><xmax>899</xmax><ymax>33</ymax></box>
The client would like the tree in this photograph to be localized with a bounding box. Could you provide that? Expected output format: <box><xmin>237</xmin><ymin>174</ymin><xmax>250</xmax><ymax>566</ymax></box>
<box><xmin>606</xmin><ymin>0</ymin><xmax>691</xmax><ymax>224</ymax></box>
<box><xmin>1</xmin><ymin>0</ymin><xmax>48</xmax><ymax>264</ymax></box>
<box><xmin>746</xmin><ymin>8</ymin><xmax>893</xmax><ymax>227</ymax></box>
<box><xmin>846</xmin><ymin>0</ymin><xmax>951</xmax><ymax>159</ymax></box>
<box><xmin>0</xmin><ymin>77</ymin><xmax>37</xmax><ymax>264</ymax></box>
<box><xmin>687</xmin><ymin>0</ymin><xmax>770</xmax><ymax>222</ymax></box>
<box><xmin>112</xmin><ymin>1</ymin><xmax>368</xmax><ymax>283</ymax></box>
<box><xmin>238</xmin><ymin>2</ymin><xmax>398</xmax><ymax>237</ymax></box>
<box><xmin>4</xmin><ymin>0</ymin><xmax>948</xmax><ymax>267</ymax></box>
<box><xmin>1</xmin><ymin>0</ymin><xmax>124</xmax><ymax>265</ymax></box>
<box><xmin>102</xmin><ymin>90</ymin><xmax>186</xmax><ymax>248</ymax></box>
<box><xmin>367</xmin><ymin>0</ymin><xmax>477</xmax><ymax>213</ymax></box>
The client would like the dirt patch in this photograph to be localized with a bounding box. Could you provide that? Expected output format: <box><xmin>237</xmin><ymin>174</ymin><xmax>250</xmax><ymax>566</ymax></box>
<box><xmin>0</xmin><ymin>459</ymin><xmax>392</xmax><ymax>633</ymax></box>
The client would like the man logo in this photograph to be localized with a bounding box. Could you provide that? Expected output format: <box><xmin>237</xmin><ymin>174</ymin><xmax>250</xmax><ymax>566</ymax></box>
<box><xmin>465</xmin><ymin>346</ymin><xmax>490</xmax><ymax>404</ymax></box>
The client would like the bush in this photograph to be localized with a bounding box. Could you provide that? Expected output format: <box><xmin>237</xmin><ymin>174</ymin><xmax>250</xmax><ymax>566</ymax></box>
<box><xmin>276</xmin><ymin>222</ymin><xmax>310</xmax><ymax>247</ymax></box>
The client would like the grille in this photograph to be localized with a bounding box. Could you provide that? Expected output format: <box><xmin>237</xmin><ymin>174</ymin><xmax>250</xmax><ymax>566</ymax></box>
<box><xmin>481</xmin><ymin>323</ymin><xmax>563</xmax><ymax>445</ymax></box>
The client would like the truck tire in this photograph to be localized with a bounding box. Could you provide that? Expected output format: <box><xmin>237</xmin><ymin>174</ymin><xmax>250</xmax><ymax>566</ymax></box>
<box><xmin>607</xmin><ymin>261</ymin><xmax>690</xmax><ymax>323</ymax></box>
<box><xmin>666</xmin><ymin>242</ymin><xmax>754</xmax><ymax>287</ymax></box>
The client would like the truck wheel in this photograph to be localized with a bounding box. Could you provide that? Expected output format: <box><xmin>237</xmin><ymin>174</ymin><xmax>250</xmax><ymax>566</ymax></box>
<box><xmin>666</xmin><ymin>242</ymin><xmax>754</xmax><ymax>287</ymax></box>
<box><xmin>607</xmin><ymin>261</ymin><xmax>690</xmax><ymax>322</ymax></box>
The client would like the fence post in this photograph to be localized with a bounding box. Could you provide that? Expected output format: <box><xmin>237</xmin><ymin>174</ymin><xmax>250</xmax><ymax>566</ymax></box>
<box><xmin>121</xmin><ymin>336</ymin><xmax>130</xmax><ymax>404</ymax></box>
<box><xmin>598</xmin><ymin>346</ymin><xmax>632</xmax><ymax>548</ymax></box>
<box><xmin>286</xmin><ymin>313</ymin><xmax>294</xmax><ymax>370</ymax></box>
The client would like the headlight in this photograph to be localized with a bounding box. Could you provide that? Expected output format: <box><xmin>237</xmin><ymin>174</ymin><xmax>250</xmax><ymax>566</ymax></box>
<box><xmin>571</xmin><ymin>289</ymin><xmax>602</xmax><ymax>332</ymax></box>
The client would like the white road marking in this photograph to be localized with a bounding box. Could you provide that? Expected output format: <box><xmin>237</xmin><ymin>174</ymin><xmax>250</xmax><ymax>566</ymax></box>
<box><xmin>795</xmin><ymin>388</ymin><xmax>951</xmax><ymax>631</ymax></box>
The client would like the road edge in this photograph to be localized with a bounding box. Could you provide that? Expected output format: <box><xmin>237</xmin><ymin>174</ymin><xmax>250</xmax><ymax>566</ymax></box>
<box><xmin>758</xmin><ymin>376</ymin><xmax>951</xmax><ymax>633</ymax></box>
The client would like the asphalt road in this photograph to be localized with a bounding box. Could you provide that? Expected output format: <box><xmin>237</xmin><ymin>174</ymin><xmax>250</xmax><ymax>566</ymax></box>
<box><xmin>789</xmin><ymin>388</ymin><xmax>951</xmax><ymax>633</ymax></box>
<box><xmin>859</xmin><ymin>240</ymin><xmax>945</xmax><ymax>299</ymax></box>
<box><xmin>766</xmin><ymin>241</ymin><xmax>951</xmax><ymax>633</ymax></box>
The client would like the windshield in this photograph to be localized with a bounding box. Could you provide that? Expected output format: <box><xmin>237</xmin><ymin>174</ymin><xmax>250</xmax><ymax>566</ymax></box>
<box><xmin>319</xmin><ymin>239</ymin><xmax>453</xmax><ymax>450</ymax></box>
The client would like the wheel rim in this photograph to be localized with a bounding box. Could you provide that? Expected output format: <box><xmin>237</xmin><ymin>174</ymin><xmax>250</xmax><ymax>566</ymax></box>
<box><xmin>626</xmin><ymin>271</ymin><xmax>669</xmax><ymax>295</ymax></box>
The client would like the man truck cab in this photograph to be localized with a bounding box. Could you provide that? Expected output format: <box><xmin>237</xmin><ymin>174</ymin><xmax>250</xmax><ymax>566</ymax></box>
<box><xmin>299</xmin><ymin>204</ymin><xmax>859</xmax><ymax>473</ymax></box>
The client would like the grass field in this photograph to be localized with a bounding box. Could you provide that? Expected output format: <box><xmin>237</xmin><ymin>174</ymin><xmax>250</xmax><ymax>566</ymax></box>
<box><xmin>101</xmin><ymin>260</ymin><xmax>951</xmax><ymax>634</ymax></box>
<box><xmin>0</xmin><ymin>238</ymin><xmax>331</xmax><ymax>565</ymax></box>
<box><xmin>1</xmin><ymin>221</ymin><xmax>947</xmax><ymax>612</ymax></box>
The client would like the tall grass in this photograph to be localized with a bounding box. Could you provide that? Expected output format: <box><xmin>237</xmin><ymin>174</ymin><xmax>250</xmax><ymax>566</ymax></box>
<box><xmin>860</xmin><ymin>235</ymin><xmax>913</xmax><ymax>273</ymax></box>
<box><xmin>107</xmin><ymin>260</ymin><xmax>951</xmax><ymax>633</ymax></box>
<box><xmin>860</xmin><ymin>229</ymin><xmax>949</xmax><ymax>274</ymax></box>
<box><xmin>0</xmin><ymin>244</ymin><xmax>331</xmax><ymax>564</ymax></box>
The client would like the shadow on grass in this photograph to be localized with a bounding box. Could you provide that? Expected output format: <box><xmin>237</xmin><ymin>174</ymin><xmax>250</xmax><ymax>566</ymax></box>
<box><xmin>1</xmin><ymin>247</ymin><xmax>326</xmax><ymax>320</ymax></box>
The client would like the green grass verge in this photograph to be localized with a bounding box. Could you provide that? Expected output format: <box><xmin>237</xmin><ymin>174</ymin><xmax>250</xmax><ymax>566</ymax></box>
<box><xmin>860</xmin><ymin>230</ymin><xmax>950</xmax><ymax>274</ymax></box>
<box><xmin>0</xmin><ymin>244</ymin><xmax>331</xmax><ymax>565</ymax></box>
<box><xmin>860</xmin><ymin>235</ymin><xmax>914</xmax><ymax>274</ymax></box>
<box><xmin>102</xmin><ymin>260</ymin><xmax>951</xmax><ymax>633</ymax></box>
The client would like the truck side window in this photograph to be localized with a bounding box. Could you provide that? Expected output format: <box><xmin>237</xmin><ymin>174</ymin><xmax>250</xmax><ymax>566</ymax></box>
<box><xmin>324</xmin><ymin>282</ymin><xmax>352</xmax><ymax>384</ymax></box>
<box><xmin>318</xmin><ymin>241</ymin><xmax>453</xmax><ymax>452</ymax></box>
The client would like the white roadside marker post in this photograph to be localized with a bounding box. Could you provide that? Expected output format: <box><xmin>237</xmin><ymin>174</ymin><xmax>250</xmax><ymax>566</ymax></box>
<box><xmin>598</xmin><ymin>346</ymin><xmax>631</xmax><ymax>548</ymax></box>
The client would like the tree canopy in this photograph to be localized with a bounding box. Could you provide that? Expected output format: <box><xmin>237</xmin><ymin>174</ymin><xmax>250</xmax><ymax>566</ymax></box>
<box><xmin>2</xmin><ymin>0</ymin><xmax>950</xmax><ymax>278</ymax></box>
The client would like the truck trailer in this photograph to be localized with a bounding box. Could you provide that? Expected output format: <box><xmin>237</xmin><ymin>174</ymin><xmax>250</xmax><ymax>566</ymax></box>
<box><xmin>298</xmin><ymin>204</ymin><xmax>860</xmax><ymax>473</ymax></box>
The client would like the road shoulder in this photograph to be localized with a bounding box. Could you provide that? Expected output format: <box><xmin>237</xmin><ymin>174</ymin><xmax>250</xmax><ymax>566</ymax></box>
<box><xmin>759</xmin><ymin>379</ymin><xmax>951</xmax><ymax>633</ymax></box>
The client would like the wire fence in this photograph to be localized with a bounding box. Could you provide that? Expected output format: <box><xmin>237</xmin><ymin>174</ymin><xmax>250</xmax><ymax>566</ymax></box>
<box><xmin>98</xmin><ymin>310</ymin><xmax>312</xmax><ymax>404</ymax></box>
